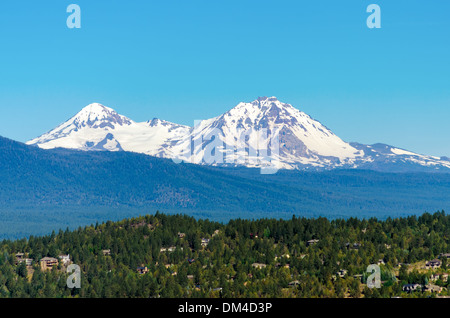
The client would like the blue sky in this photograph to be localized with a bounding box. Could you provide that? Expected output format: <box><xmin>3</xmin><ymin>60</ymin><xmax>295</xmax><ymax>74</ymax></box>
<box><xmin>0</xmin><ymin>0</ymin><xmax>449</xmax><ymax>156</ymax></box>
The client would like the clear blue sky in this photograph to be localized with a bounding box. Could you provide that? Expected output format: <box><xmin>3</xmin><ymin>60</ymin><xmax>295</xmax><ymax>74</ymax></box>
<box><xmin>0</xmin><ymin>0</ymin><xmax>449</xmax><ymax>156</ymax></box>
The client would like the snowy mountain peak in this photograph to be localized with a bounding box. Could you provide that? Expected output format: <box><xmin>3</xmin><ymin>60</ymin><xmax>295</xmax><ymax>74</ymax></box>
<box><xmin>71</xmin><ymin>103</ymin><xmax>133</xmax><ymax>129</ymax></box>
<box><xmin>26</xmin><ymin>103</ymin><xmax>133</xmax><ymax>150</ymax></box>
<box><xmin>27</xmin><ymin>103</ymin><xmax>190</xmax><ymax>155</ymax></box>
<box><xmin>234</xmin><ymin>96</ymin><xmax>286</xmax><ymax>110</ymax></box>
<box><xmin>226</xmin><ymin>97</ymin><xmax>299</xmax><ymax>123</ymax></box>
<box><xmin>252</xmin><ymin>96</ymin><xmax>293</xmax><ymax>109</ymax></box>
<box><xmin>182</xmin><ymin>97</ymin><xmax>362</xmax><ymax>168</ymax></box>
<box><xmin>255</xmin><ymin>96</ymin><xmax>281</xmax><ymax>104</ymax></box>
<box><xmin>83</xmin><ymin>102</ymin><xmax>111</xmax><ymax>112</ymax></box>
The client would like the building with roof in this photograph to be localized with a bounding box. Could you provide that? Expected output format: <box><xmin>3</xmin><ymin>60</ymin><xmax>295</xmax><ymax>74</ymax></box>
<box><xmin>40</xmin><ymin>257</ymin><xmax>58</xmax><ymax>271</ymax></box>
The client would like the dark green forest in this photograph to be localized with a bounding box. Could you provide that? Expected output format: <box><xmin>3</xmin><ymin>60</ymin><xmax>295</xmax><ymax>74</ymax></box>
<box><xmin>2</xmin><ymin>136</ymin><xmax>450</xmax><ymax>239</ymax></box>
<box><xmin>1</xmin><ymin>211</ymin><xmax>450</xmax><ymax>298</ymax></box>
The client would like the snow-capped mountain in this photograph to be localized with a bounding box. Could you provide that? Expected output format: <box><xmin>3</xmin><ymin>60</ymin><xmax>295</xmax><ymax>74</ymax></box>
<box><xmin>27</xmin><ymin>103</ymin><xmax>190</xmax><ymax>156</ymax></box>
<box><xmin>350</xmin><ymin>142</ymin><xmax>450</xmax><ymax>172</ymax></box>
<box><xmin>170</xmin><ymin>97</ymin><xmax>365</xmax><ymax>169</ymax></box>
<box><xmin>26</xmin><ymin>98</ymin><xmax>450</xmax><ymax>172</ymax></box>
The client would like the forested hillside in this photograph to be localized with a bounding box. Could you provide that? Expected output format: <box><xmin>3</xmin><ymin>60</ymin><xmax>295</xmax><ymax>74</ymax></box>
<box><xmin>2</xmin><ymin>136</ymin><xmax>450</xmax><ymax>239</ymax></box>
<box><xmin>1</xmin><ymin>212</ymin><xmax>450</xmax><ymax>298</ymax></box>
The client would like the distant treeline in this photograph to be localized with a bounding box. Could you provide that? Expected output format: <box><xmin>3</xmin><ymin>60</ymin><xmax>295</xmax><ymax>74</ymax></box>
<box><xmin>2</xmin><ymin>136</ymin><xmax>450</xmax><ymax>240</ymax></box>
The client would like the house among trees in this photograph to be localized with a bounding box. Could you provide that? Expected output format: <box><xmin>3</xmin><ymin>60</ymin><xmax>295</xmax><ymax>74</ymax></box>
<box><xmin>439</xmin><ymin>253</ymin><xmax>450</xmax><ymax>259</ymax></box>
<box><xmin>426</xmin><ymin>259</ymin><xmax>441</xmax><ymax>269</ymax></box>
<box><xmin>402</xmin><ymin>283</ymin><xmax>422</xmax><ymax>292</ymax></box>
<box><xmin>424</xmin><ymin>284</ymin><xmax>443</xmax><ymax>293</ymax></box>
<box><xmin>22</xmin><ymin>258</ymin><xmax>33</xmax><ymax>266</ymax></box>
<box><xmin>201</xmin><ymin>238</ymin><xmax>210</xmax><ymax>247</ymax></box>
<box><xmin>430</xmin><ymin>273</ymin><xmax>448</xmax><ymax>282</ymax></box>
<box><xmin>275</xmin><ymin>254</ymin><xmax>290</xmax><ymax>261</ymax></box>
<box><xmin>430</xmin><ymin>273</ymin><xmax>440</xmax><ymax>281</ymax></box>
<box><xmin>16</xmin><ymin>253</ymin><xmax>33</xmax><ymax>266</ymax></box>
<box><xmin>177</xmin><ymin>232</ymin><xmax>186</xmax><ymax>239</ymax></box>
<box><xmin>40</xmin><ymin>257</ymin><xmax>58</xmax><ymax>271</ymax></box>
<box><xmin>307</xmin><ymin>239</ymin><xmax>319</xmax><ymax>247</ymax></box>
<box><xmin>337</xmin><ymin>269</ymin><xmax>347</xmax><ymax>278</ymax></box>
<box><xmin>345</xmin><ymin>242</ymin><xmax>361</xmax><ymax>250</ymax></box>
<box><xmin>160</xmin><ymin>246</ymin><xmax>176</xmax><ymax>253</ymax></box>
<box><xmin>377</xmin><ymin>259</ymin><xmax>385</xmax><ymax>266</ymax></box>
<box><xmin>252</xmin><ymin>263</ymin><xmax>267</xmax><ymax>269</ymax></box>
<box><xmin>102</xmin><ymin>249</ymin><xmax>111</xmax><ymax>256</ymax></box>
<box><xmin>136</xmin><ymin>266</ymin><xmax>149</xmax><ymax>274</ymax></box>
<box><xmin>15</xmin><ymin>253</ymin><xmax>29</xmax><ymax>265</ymax></box>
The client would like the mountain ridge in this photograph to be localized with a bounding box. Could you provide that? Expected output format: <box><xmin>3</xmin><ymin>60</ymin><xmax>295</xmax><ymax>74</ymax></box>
<box><xmin>3</xmin><ymin>134</ymin><xmax>450</xmax><ymax>239</ymax></box>
<box><xmin>26</xmin><ymin>97</ymin><xmax>450</xmax><ymax>172</ymax></box>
